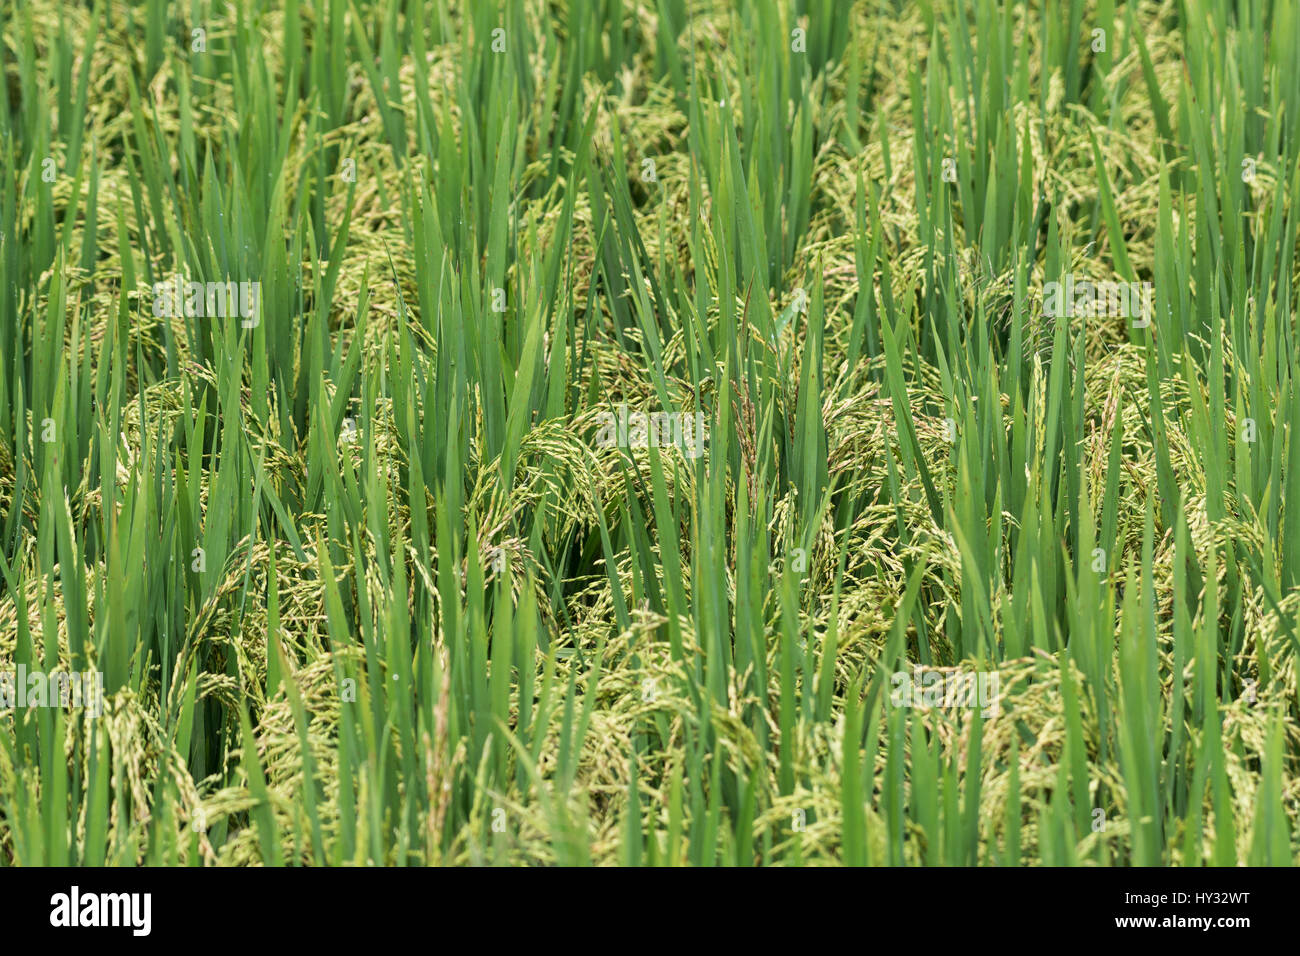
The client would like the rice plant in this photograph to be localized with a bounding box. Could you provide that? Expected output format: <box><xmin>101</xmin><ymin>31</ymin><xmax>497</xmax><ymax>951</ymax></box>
<box><xmin>0</xmin><ymin>0</ymin><xmax>1297</xmax><ymax>868</ymax></box>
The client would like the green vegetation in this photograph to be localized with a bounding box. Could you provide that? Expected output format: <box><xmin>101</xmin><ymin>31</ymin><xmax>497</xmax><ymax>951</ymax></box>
<box><xmin>1</xmin><ymin>0</ymin><xmax>1297</xmax><ymax>866</ymax></box>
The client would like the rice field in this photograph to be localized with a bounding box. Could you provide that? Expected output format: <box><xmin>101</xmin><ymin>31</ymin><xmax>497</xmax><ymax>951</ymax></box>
<box><xmin>1</xmin><ymin>0</ymin><xmax>1298</xmax><ymax>867</ymax></box>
